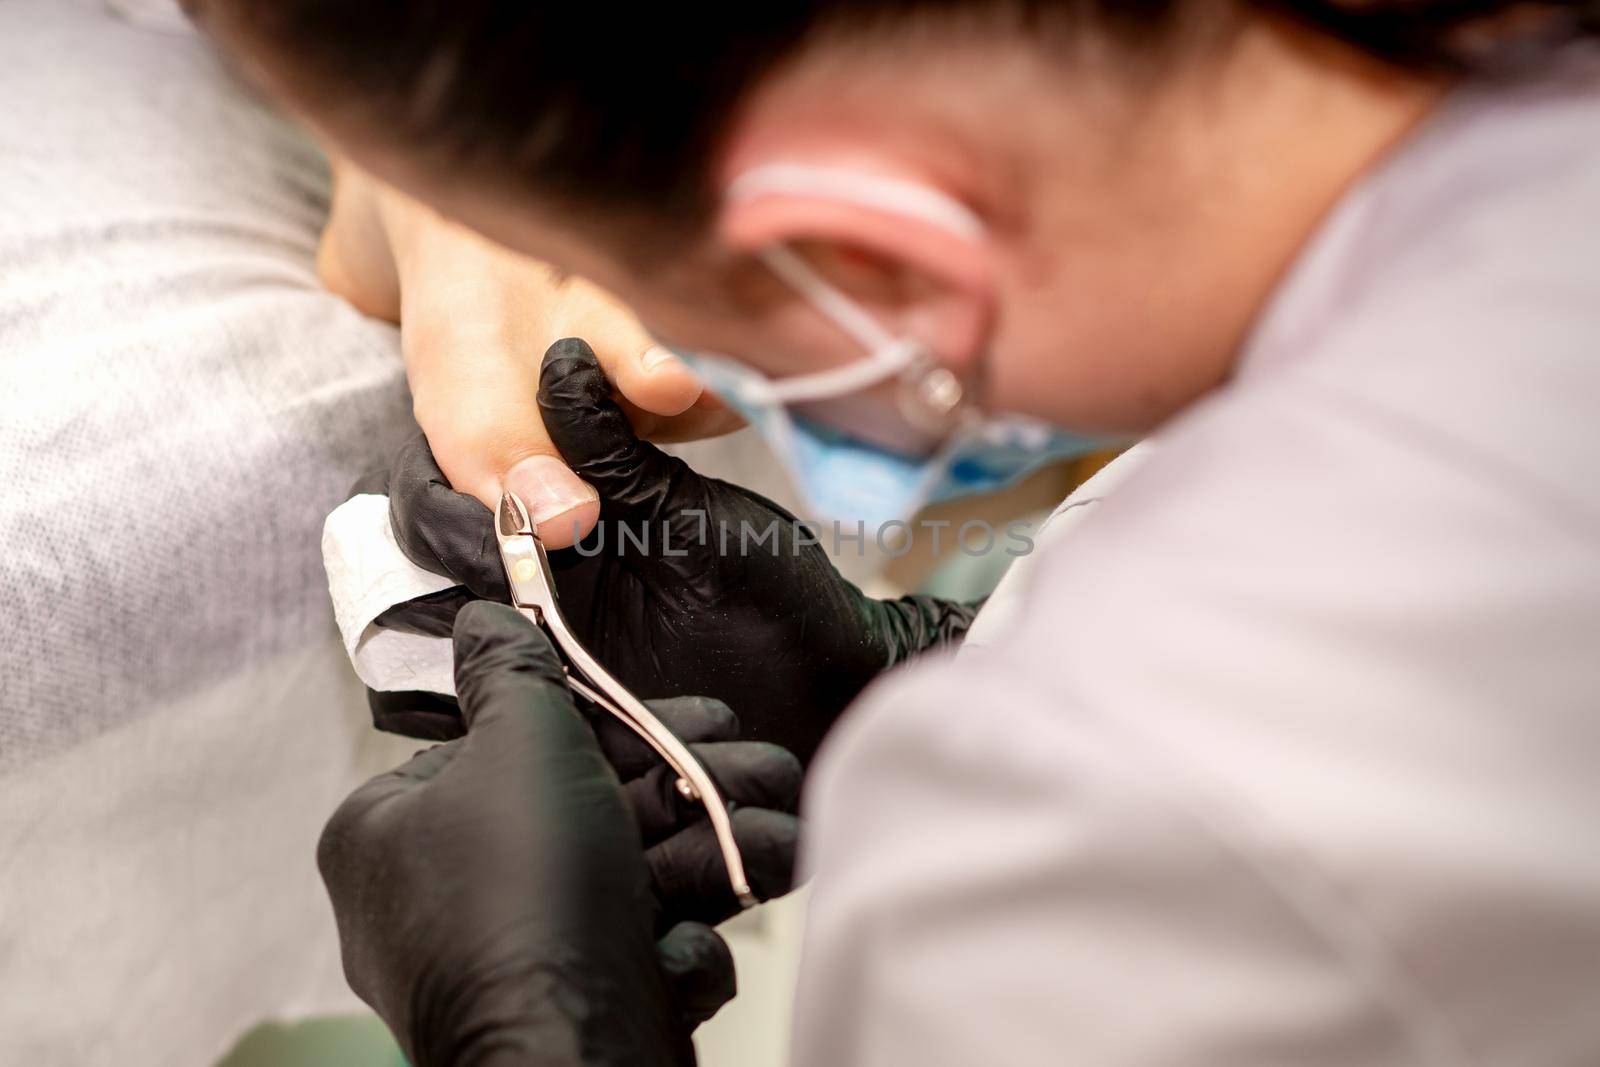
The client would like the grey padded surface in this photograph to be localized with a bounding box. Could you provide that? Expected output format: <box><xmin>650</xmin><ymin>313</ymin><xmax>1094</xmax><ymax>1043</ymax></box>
<box><xmin>0</xmin><ymin>0</ymin><xmax>415</xmax><ymax>769</ymax></box>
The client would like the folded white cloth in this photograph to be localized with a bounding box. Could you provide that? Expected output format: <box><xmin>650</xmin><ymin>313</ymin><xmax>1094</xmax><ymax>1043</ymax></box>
<box><xmin>323</xmin><ymin>493</ymin><xmax>462</xmax><ymax>695</ymax></box>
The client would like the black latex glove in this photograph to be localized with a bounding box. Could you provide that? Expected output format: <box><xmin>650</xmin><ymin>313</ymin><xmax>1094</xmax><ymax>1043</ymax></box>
<box><xmin>369</xmin><ymin>337</ymin><xmax>980</xmax><ymax>762</ymax></box>
<box><xmin>320</xmin><ymin>602</ymin><xmax>797</xmax><ymax>1067</ymax></box>
<box><xmin>594</xmin><ymin>692</ymin><xmax>800</xmax><ymax>937</ymax></box>
<box><xmin>372</xmin><ymin>683</ymin><xmax>800</xmax><ymax>944</ymax></box>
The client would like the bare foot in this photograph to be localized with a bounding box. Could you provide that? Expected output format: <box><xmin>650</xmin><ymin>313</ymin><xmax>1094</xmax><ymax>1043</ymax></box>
<box><xmin>315</xmin><ymin>159</ymin><xmax>402</xmax><ymax>322</ymax></box>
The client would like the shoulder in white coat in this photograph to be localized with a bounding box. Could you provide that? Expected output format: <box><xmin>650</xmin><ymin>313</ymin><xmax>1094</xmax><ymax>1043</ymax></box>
<box><xmin>793</xmin><ymin>60</ymin><xmax>1600</xmax><ymax>1067</ymax></box>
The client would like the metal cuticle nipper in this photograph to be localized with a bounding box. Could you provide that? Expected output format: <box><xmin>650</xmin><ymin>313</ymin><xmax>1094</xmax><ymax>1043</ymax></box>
<box><xmin>495</xmin><ymin>491</ymin><xmax>757</xmax><ymax>910</ymax></box>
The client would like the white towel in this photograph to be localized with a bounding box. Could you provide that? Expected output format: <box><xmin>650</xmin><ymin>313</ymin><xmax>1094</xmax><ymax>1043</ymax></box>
<box><xmin>323</xmin><ymin>493</ymin><xmax>462</xmax><ymax>695</ymax></box>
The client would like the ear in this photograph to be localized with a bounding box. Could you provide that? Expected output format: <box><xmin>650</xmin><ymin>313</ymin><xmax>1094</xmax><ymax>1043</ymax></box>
<box><xmin>715</xmin><ymin>163</ymin><xmax>998</xmax><ymax>373</ymax></box>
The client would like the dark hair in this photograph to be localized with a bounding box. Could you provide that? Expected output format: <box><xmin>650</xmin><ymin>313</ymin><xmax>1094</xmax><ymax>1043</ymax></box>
<box><xmin>198</xmin><ymin>1</ymin><xmax>1598</xmax><ymax>232</ymax></box>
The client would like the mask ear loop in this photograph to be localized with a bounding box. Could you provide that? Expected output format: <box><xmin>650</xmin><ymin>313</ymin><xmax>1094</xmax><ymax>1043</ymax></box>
<box><xmin>756</xmin><ymin>245</ymin><xmax>969</xmax><ymax>434</ymax></box>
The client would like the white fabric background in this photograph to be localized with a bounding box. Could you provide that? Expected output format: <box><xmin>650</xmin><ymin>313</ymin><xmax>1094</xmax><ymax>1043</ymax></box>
<box><xmin>0</xmin><ymin>2</ymin><xmax>421</xmax><ymax>1061</ymax></box>
<box><xmin>0</xmin><ymin>0</ymin><xmax>416</xmax><ymax>769</ymax></box>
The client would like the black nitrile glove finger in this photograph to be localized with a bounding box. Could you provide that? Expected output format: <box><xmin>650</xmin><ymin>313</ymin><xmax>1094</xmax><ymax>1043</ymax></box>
<box><xmin>365</xmin><ymin>688</ymin><xmax>467</xmax><ymax>742</ymax></box>
<box><xmin>594</xmin><ymin>695</ymin><xmax>741</xmax><ymax>779</ymax></box>
<box><xmin>318</xmin><ymin>601</ymin><xmax>694</xmax><ymax>1066</ymax></box>
<box><xmin>387</xmin><ymin>445</ymin><xmax>508</xmax><ymax>601</ymax></box>
<box><xmin>657</xmin><ymin>923</ymin><xmax>736</xmax><ymax>1030</ymax></box>
<box><xmin>626</xmin><ymin>740</ymin><xmax>802</xmax><ymax>845</ymax></box>
<box><xmin>647</xmin><ymin>808</ymin><xmax>801</xmax><ymax>926</ymax></box>
<box><xmin>604</xmin><ymin>698</ymin><xmax>801</xmax><ymax>928</ymax></box>
<box><xmin>373</xmin><ymin>586</ymin><xmax>473</xmax><ymax>639</ymax></box>
<box><xmin>363</xmin><ymin>587</ymin><xmax>476</xmax><ymax>741</ymax></box>
<box><xmin>537</xmin><ymin>338</ymin><xmax>717</xmax><ymax>583</ymax></box>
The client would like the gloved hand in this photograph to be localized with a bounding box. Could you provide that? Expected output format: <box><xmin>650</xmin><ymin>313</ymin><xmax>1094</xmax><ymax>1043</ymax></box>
<box><xmin>319</xmin><ymin>601</ymin><xmax>799</xmax><ymax>1067</ymax></box>
<box><xmin>367</xmin><ymin>678</ymin><xmax>802</xmax><ymax>941</ymax></box>
<box><xmin>368</xmin><ymin>337</ymin><xmax>980</xmax><ymax>762</ymax></box>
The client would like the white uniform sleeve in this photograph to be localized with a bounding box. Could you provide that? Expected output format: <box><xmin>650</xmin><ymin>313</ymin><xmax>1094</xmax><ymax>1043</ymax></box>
<box><xmin>792</xmin><ymin>654</ymin><xmax>1449</xmax><ymax>1067</ymax></box>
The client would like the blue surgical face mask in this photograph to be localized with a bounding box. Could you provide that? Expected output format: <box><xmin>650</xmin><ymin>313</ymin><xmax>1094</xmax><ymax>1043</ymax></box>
<box><xmin>674</xmin><ymin>168</ymin><xmax>1119</xmax><ymax>530</ymax></box>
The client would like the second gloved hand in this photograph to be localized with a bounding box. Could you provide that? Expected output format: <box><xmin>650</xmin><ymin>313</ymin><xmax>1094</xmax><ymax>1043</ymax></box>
<box><xmin>373</xmin><ymin>337</ymin><xmax>980</xmax><ymax>762</ymax></box>
<box><xmin>320</xmin><ymin>603</ymin><xmax>798</xmax><ymax>1065</ymax></box>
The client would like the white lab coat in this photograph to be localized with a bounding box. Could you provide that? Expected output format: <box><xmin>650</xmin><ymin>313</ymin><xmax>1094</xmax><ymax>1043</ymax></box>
<box><xmin>792</xmin><ymin>57</ymin><xmax>1600</xmax><ymax>1067</ymax></box>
